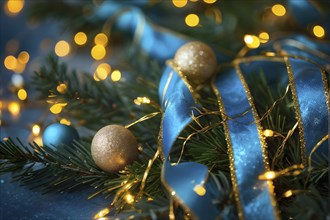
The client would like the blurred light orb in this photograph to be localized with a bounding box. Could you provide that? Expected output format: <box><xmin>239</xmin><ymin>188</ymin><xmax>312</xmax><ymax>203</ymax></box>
<box><xmin>18</xmin><ymin>51</ymin><xmax>30</xmax><ymax>64</ymax></box>
<box><xmin>185</xmin><ymin>14</ymin><xmax>200</xmax><ymax>27</ymax></box>
<box><xmin>11</xmin><ymin>74</ymin><xmax>24</xmax><ymax>87</ymax></box>
<box><xmin>4</xmin><ymin>55</ymin><xmax>17</xmax><ymax>70</ymax></box>
<box><xmin>111</xmin><ymin>70</ymin><xmax>121</xmax><ymax>82</ymax></box>
<box><xmin>6</xmin><ymin>0</ymin><xmax>24</xmax><ymax>15</ymax></box>
<box><xmin>259</xmin><ymin>32</ymin><xmax>269</xmax><ymax>43</ymax></box>
<box><xmin>91</xmin><ymin>45</ymin><xmax>106</xmax><ymax>60</ymax></box>
<box><xmin>94</xmin><ymin>33</ymin><xmax>108</xmax><ymax>46</ymax></box>
<box><xmin>17</xmin><ymin>89</ymin><xmax>27</xmax><ymax>100</ymax></box>
<box><xmin>172</xmin><ymin>0</ymin><xmax>187</xmax><ymax>8</ymax></box>
<box><xmin>55</xmin><ymin>40</ymin><xmax>70</xmax><ymax>57</ymax></box>
<box><xmin>32</xmin><ymin>124</ymin><xmax>41</xmax><ymax>136</ymax></box>
<box><xmin>74</xmin><ymin>32</ymin><xmax>88</xmax><ymax>45</ymax></box>
<box><xmin>313</xmin><ymin>25</ymin><xmax>325</xmax><ymax>38</ymax></box>
<box><xmin>272</xmin><ymin>4</ymin><xmax>286</xmax><ymax>17</ymax></box>
<box><xmin>244</xmin><ymin>35</ymin><xmax>260</xmax><ymax>48</ymax></box>
<box><xmin>203</xmin><ymin>0</ymin><xmax>217</xmax><ymax>4</ymax></box>
<box><xmin>8</xmin><ymin>102</ymin><xmax>20</xmax><ymax>116</ymax></box>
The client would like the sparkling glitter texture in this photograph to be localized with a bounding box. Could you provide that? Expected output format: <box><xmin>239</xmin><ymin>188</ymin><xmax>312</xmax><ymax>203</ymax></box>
<box><xmin>174</xmin><ymin>41</ymin><xmax>217</xmax><ymax>84</ymax></box>
<box><xmin>91</xmin><ymin>125</ymin><xmax>139</xmax><ymax>173</ymax></box>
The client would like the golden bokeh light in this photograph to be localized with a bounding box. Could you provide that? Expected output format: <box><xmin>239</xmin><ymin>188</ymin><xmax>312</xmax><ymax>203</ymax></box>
<box><xmin>111</xmin><ymin>70</ymin><xmax>121</xmax><ymax>82</ymax></box>
<box><xmin>57</xmin><ymin>83</ymin><xmax>68</xmax><ymax>94</ymax></box>
<box><xmin>8</xmin><ymin>101</ymin><xmax>20</xmax><ymax>116</ymax></box>
<box><xmin>17</xmin><ymin>89</ymin><xmax>27</xmax><ymax>100</ymax></box>
<box><xmin>259</xmin><ymin>171</ymin><xmax>276</xmax><ymax>180</ymax></box>
<box><xmin>50</xmin><ymin>104</ymin><xmax>63</xmax><ymax>114</ymax></box>
<box><xmin>172</xmin><ymin>0</ymin><xmax>187</xmax><ymax>8</ymax></box>
<box><xmin>185</xmin><ymin>14</ymin><xmax>200</xmax><ymax>27</ymax></box>
<box><xmin>263</xmin><ymin>129</ymin><xmax>274</xmax><ymax>137</ymax></box>
<box><xmin>98</xmin><ymin>63</ymin><xmax>111</xmax><ymax>74</ymax></box>
<box><xmin>91</xmin><ymin>45</ymin><xmax>106</xmax><ymax>60</ymax></box>
<box><xmin>55</xmin><ymin>40</ymin><xmax>70</xmax><ymax>57</ymax></box>
<box><xmin>94</xmin><ymin>33</ymin><xmax>108</xmax><ymax>46</ymax></box>
<box><xmin>94</xmin><ymin>208</ymin><xmax>110</xmax><ymax>219</ymax></box>
<box><xmin>4</xmin><ymin>55</ymin><xmax>17</xmax><ymax>70</ymax></box>
<box><xmin>60</xmin><ymin>118</ymin><xmax>71</xmax><ymax>126</ymax></box>
<box><xmin>32</xmin><ymin>124</ymin><xmax>41</xmax><ymax>136</ymax></box>
<box><xmin>125</xmin><ymin>193</ymin><xmax>135</xmax><ymax>204</ymax></box>
<box><xmin>313</xmin><ymin>25</ymin><xmax>325</xmax><ymax>38</ymax></box>
<box><xmin>271</xmin><ymin>4</ymin><xmax>286</xmax><ymax>17</ymax></box>
<box><xmin>74</xmin><ymin>32</ymin><xmax>88</xmax><ymax>45</ymax></box>
<box><xmin>6</xmin><ymin>0</ymin><xmax>24</xmax><ymax>15</ymax></box>
<box><xmin>95</xmin><ymin>68</ymin><xmax>108</xmax><ymax>81</ymax></box>
<box><xmin>18</xmin><ymin>51</ymin><xmax>30</xmax><ymax>64</ymax></box>
<box><xmin>94</xmin><ymin>63</ymin><xmax>111</xmax><ymax>81</ymax></box>
<box><xmin>244</xmin><ymin>35</ymin><xmax>260</xmax><ymax>49</ymax></box>
<box><xmin>203</xmin><ymin>0</ymin><xmax>217</xmax><ymax>4</ymax></box>
<box><xmin>284</xmin><ymin>190</ymin><xmax>293</xmax><ymax>198</ymax></box>
<box><xmin>259</xmin><ymin>32</ymin><xmax>269</xmax><ymax>43</ymax></box>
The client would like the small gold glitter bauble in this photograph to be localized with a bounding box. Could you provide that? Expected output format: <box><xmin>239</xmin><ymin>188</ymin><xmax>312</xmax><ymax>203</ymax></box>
<box><xmin>91</xmin><ymin>125</ymin><xmax>139</xmax><ymax>173</ymax></box>
<box><xmin>173</xmin><ymin>41</ymin><xmax>217</xmax><ymax>84</ymax></box>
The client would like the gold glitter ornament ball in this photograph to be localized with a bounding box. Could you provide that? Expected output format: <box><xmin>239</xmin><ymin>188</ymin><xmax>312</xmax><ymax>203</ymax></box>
<box><xmin>91</xmin><ymin>125</ymin><xmax>139</xmax><ymax>173</ymax></box>
<box><xmin>174</xmin><ymin>41</ymin><xmax>217</xmax><ymax>84</ymax></box>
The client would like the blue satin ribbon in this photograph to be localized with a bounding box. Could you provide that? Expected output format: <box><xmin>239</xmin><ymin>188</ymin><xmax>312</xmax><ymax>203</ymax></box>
<box><xmin>285</xmin><ymin>57</ymin><xmax>329</xmax><ymax>158</ymax></box>
<box><xmin>159</xmin><ymin>66</ymin><xmax>221</xmax><ymax>219</ymax></box>
<box><xmin>93</xmin><ymin>2</ymin><xmax>329</xmax><ymax>218</ymax></box>
<box><xmin>93</xmin><ymin>2</ymin><xmax>187</xmax><ymax>61</ymax></box>
<box><xmin>213</xmin><ymin>65</ymin><xmax>278</xmax><ymax>220</ymax></box>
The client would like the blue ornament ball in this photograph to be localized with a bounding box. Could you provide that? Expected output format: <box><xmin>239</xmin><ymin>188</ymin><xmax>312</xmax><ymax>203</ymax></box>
<box><xmin>42</xmin><ymin>123</ymin><xmax>80</xmax><ymax>148</ymax></box>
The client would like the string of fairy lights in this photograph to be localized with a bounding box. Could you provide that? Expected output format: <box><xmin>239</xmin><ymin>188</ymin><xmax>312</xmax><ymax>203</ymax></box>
<box><xmin>1</xmin><ymin>0</ymin><xmax>327</xmax><ymax>166</ymax></box>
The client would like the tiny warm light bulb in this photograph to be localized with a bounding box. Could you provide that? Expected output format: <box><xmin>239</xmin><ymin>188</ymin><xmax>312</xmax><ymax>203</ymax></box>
<box><xmin>259</xmin><ymin>32</ymin><xmax>269</xmax><ymax>43</ymax></box>
<box><xmin>171</xmin><ymin>191</ymin><xmax>176</xmax><ymax>196</ymax></box>
<box><xmin>55</xmin><ymin>40</ymin><xmax>70</xmax><ymax>57</ymax></box>
<box><xmin>60</xmin><ymin>118</ymin><xmax>71</xmax><ymax>125</ymax></box>
<box><xmin>17</xmin><ymin>89</ymin><xmax>27</xmax><ymax>100</ymax></box>
<box><xmin>284</xmin><ymin>190</ymin><xmax>293</xmax><ymax>198</ymax></box>
<box><xmin>57</xmin><ymin>83</ymin><xmax>68</xmax><ymax>94</ymax></box>
<box><xmin>74</xmin><ymin>32</ymin><xmax>88</xmax><ymax>45</ymax></box>
<box><xmin>125</xmin><ymin>193</ymin><xmax>135</xmax><ymax>204</ymax></box>
<box><xmin>94</xmin><ymin>208</ymin><xmax>110</xmax><ymax>219</ymax></box>
<box><xmin>4</xmin><ymin>55</ymin><xmax>18</xmax><ymax>70</ymax></box>
<box><xmin>185</xmin><ymin>14</ymin><xmax>200</xmax><ymax>27</ymax></box>
<box><xmin>32</xmin><ymin>124</ymin><xmax>41</xmax><ymax>136</ymax></box>
<box><xmin>18</xmin><ymin>51</ymin><xmax>30</xmax><ymax>64</ymax></box>
<box><xmin>111</xmin><ymin>70</ymin><xmax>121</xmax><ymax>82</ymax></box>
<box><xmin>91</xmin><ymin>45</ymin><xmax>106</xmax><ymax>60</ymax></box>
<box><xmin>263</xmin><ymin>129</ymin><xmax>274</xmax><ymax>137</ymax></box>
<box><xmin>50</xmin><ymin>104</ymin><xmax>63</xmax><ymax>114</ymax></box>
<box><xmin>313</xmin><ymin>25</ymin><xmax>325</xmax><ymax>38</ymax></box>
<box><xmin>134</xmin><ymin>97</ymin><xmax>151</xmax><ymax>105</ymax></box>
<box><xmin>244</xmin><ymin>35</ymin><xmax>260</xmax><ymax>49</ymax></box>
<box><xmin>8</xmin><ymin>101</ymin><xmax>20</xmax><ymax>116</ymax></box>
<box><xmin>193</xmin><ymin>184</ymin><xmax>206</xmax><ymax>196</ymax></box>
<box><xmin>259</xmin><ymin>171</ymin><xmax>277</xmax><ymax>180</ymax></box>
<box><xmin>172</xmin><ymin>0</ymin><xmax>187</xmax><ymax>8</ymax></box>
<box><xmin>6</xmin><ymin>0</ymin><xmax>24</xmax><ymax>15</ymax></box>
<box><xmin>271</xmin><ymin>4</ymin><xmax>286</xmax><ymax>17</ymax></box>
<box><xmin>94</xmin><ymin>33</ymin><xmax>108</xmax><ymax>46</ymax></box>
